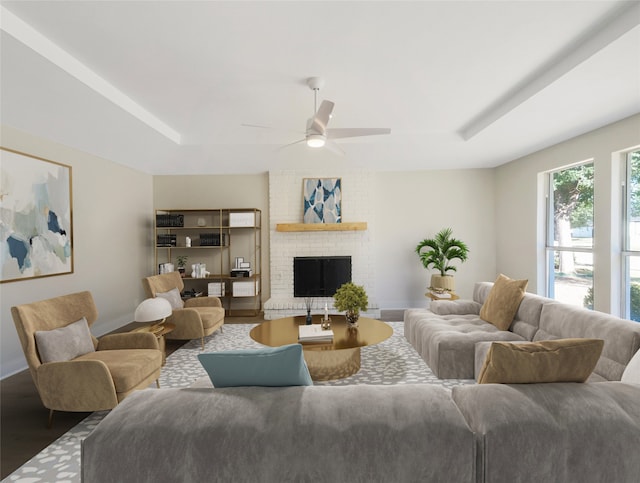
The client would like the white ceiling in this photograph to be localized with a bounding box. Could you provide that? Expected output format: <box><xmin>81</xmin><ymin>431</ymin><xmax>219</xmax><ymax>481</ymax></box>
<box><xmin>1</xmin><ymin>1</ymin><xmax>639</xmax><ymax>175</ymax></box>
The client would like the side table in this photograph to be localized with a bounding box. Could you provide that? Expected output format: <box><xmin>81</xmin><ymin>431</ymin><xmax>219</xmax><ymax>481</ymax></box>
<box><xmin>426</xmin><ymin>292</ymin><xmax>460</xmax><ymax>301</ymax></box>
<box><xmin>131</xmin><ymin>322</ymin><xmax>176</xmax><ymax>364</ymax></box>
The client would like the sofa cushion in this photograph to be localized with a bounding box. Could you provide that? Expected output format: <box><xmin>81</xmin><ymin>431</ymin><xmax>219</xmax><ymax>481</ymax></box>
<box><xmin>453</xmin><ymin>382</ymin><xmax>640</xmax><ymax>482</ymax></box>
<box><xmin>429</xmin><ymin>299</ymin><xmax>482</xmax><ymax>316</ymax></box>
<box><xmin>406</xmin><ymin>310</ymin><xmax>525</xmax><ymax>379</ymax></box>
<box><xmin>621</xmin><ymin>348</ymin><xmax>640</xmax><ymax>384</ymax></box>
<box><xmin>479</xmin><ymin>274</ymin><xmax>528</xmax><ymax>330</ymax></box>
<box><xmin>535</xmin><ymin>303</ymin><xmax>640</xmax><ymax>381</ymax></box>
<box><xmin>156</xmin><ymin>288</ymin><xmax>184</xmax><ymax>310</ymax></box>
<box><xmin>77</xmin><ymin>349</ymin><xmax>162</xmax><ymax>393</ymax></box>
<box><xmin>82</xmin><ymin>385</ymin><xmax>477</xmax><ymax>483</ymax></box>
<box><xmin>477</xmin><ymin>338</ymin><xmax>604</xmax><ymax>384</ymax></box>
<box><xmin>35</xmin><ymin>317</ymin><xmax>96</xmax><ymax>363</ymax></box>
<box><xmin>198</xmin><ymin>344</ymin><xmax>313</xmax><ymax>387</ymax></box>
<box><xmin>452</xmin><ymin>382</ymin><xmax>640</xmax><ymax>483</ymax></box>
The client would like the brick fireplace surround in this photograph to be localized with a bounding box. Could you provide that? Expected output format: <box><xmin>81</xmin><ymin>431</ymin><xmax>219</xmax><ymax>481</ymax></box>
<box><xmin>264</xmin><ymin>170</ymin><xmax>380</xmax><ymax>320</ymax></box>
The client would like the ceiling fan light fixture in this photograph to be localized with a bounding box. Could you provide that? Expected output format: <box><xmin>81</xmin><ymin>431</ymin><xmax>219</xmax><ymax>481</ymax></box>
<box><xmin>306</xmin><ymin>133</ymin><xmax>326</xmax><ymax>148</ymax></box>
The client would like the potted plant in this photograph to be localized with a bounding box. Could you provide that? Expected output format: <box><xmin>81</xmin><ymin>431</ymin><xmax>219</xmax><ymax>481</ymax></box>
<box><xmin>176</xmin><ymin>255</ymin><xmax>188</xmax><ymax>278</ymax></box>
<box><xmin>415</xmin><ymin>228</ymin><xmax>469</xmax><ymax>292</ymax></box>
<box><xmin>333</xmin><ymin>282</ymin><xmax>369</xmax><ymax>327</ymax></box>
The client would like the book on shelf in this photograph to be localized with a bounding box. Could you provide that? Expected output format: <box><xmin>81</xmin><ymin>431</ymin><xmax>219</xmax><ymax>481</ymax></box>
<box><xmin>298</xmin><ymin>324</ymin><xmax>334</xmax><ymax>343</ymax></box>
<box><xmin>429</xmin><ymin>290</ymin><xmax>453</xmax><ymax>299</ymax></box>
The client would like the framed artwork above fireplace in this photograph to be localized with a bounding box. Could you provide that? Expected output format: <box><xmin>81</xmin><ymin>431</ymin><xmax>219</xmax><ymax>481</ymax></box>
<box><xmin>303</xmin><ymin>178</ymin><xmax>341</xmax><ymax>223</ymax></box>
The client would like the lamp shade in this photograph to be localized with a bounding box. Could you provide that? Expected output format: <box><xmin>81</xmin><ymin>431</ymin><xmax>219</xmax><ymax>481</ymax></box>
<box><xmin>134</xmin><ymin>298</ymin><xmax>172</xmax><ymax>323</ymax></box>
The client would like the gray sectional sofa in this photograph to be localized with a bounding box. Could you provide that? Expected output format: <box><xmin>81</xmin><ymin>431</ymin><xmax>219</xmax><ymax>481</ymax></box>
<box><xmin>405</xmin><ymin>281</ymin><xmax>640</xmax><ymax>380</ymax></box>
<box><xmin>82</xmin><ymin>381</ymin><xmax>640</xmax><ymax>482</ymax></box>
<box><xmin>81</xmin><ymin>280</ymin><xmax>640</xmax><ymax>482</ymax></box>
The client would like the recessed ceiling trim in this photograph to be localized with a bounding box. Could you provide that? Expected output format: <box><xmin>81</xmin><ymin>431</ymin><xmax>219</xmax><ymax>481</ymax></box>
<box><xmin>459</xmin><ymin>1</ymin><xmax>640</xmax><ymax>141</ymax></box>
<box><xmin>0</xmin><ymin>6</ymin><xmax>182</xmax><ymax>144</ymax></box>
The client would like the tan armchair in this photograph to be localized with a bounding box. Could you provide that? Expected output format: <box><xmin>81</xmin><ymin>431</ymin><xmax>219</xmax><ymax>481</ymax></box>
<box><xmin>11</xmin><ymin>291</ymin><xmax>163</xmax><ymax>426</ymax></box>
<box><xmin>142</xmin><ymin>271</ymin><xmax>225</xmax><ymax>349</ymax></box>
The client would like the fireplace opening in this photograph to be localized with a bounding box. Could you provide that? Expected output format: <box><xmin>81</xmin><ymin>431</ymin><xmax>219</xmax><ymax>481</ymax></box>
<box><xmin>294</xmin><ymin>256</ymin><xmax>352</xmax><ymax>297</ymax></box>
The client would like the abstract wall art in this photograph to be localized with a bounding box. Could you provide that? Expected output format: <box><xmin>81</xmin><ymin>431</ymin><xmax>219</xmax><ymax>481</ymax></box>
<box><xmin>1</xmin><ymin>148</ymin><xmax>73</xmax><ymax>283</ymax></box>
<box><xmin>303</xmin><ymin>178</ymin><xmax>341</xmax><ymax>223</ymax></box>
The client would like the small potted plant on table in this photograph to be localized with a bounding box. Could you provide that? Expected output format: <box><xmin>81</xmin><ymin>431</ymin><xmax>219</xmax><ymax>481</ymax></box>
<box><xmin>333</xmin><ymin>282</ymin><xmax>369</xmax><ymax>328</ymax></box>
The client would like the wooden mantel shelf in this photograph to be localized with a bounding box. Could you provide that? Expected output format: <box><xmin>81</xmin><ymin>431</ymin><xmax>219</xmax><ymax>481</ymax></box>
<box><xmin>276</xmin><ymin>222</ymin><xmax>367</xmax><ymax>232</ymax></box>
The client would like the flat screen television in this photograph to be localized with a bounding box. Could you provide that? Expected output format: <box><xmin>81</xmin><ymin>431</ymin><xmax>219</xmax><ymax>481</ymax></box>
<box><xmin>294</xmin><ymin>256</ymin><xmax>352</xmax><ymax>297</ymax></box>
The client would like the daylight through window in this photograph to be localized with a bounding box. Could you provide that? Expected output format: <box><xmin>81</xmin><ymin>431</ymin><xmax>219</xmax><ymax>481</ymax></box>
<box><xmin>623</xmin><ymin>150</ymin><xmax>640</xmax><ymax>321</ymax></box>
<box><xmin>545</xmin><ymin>162</ymin><xmax>594</xmax><ymax>308</ymax></box>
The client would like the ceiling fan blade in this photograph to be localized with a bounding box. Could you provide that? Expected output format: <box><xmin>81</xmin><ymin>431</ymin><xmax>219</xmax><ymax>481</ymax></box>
<box><xmin>324</xmin><ymin>139</ymin><xmax>345</xmax><ymax>156</ymax></box>
<box><xmin>309</xmin><ymin>100</ymin><xmax>335</xmax><ymax>134</ymax></box>
<box><xmin>242</xmin><ymin>123</ymin><xmax>305</xmax><ymax>137</ymax></box>
<box><xmin>276</xmin><ymin>138</ymin><xmax>306</xmax><ymax>152</ymax></box>
<box><xmin>326</xmin><ymin>127</ymin><xmax>391</xmax><ymax>139</ymax></box>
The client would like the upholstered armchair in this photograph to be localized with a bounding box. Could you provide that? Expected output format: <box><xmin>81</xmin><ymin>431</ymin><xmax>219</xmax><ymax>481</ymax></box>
<box><xmin>11</xmin><ymin>291</ymin><xmax>163</xmax><ymax>426</ymax></box>
<box><xmin>142</xmin><ymin>271</ymin><xmax>225</xmax><ymax>349</ymax></box>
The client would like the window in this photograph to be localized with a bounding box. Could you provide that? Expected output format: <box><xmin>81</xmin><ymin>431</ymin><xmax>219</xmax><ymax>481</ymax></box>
<box><xmin>623</xmin><ymin>150</ymin><xmax>640</xmax><ymax>321</ymax></box>
<box><xmin>545</xmin><ymin>162</ymin><xmax>594</xmax><ymax>308</ymax></box>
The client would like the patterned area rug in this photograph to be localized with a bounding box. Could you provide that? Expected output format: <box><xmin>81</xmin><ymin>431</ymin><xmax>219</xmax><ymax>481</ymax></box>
<box><xmin>4</xmin><ymin>322</ymin><xmax>473</xmax><ymax>483</ymax></box>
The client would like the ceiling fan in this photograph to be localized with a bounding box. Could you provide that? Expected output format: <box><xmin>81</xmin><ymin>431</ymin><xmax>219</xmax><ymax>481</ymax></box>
<box><xmin>244</xmin><ymin>77</ymin><xmax>391</xmax><ymax>154</ymax></box>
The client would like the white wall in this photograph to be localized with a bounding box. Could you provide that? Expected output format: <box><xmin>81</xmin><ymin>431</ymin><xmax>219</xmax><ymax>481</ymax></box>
<box><xmin>155</xmin><ymin>168</ymin><xmax>499</xmax><ymax>314</ymax></box>
<box><xmin>373</xmin><ymin>169</ymin><xmax>497</xmax><ymax>307</ymax></box>
<box><xmin>1</xmin><ymin>126</ymin><xmax>154</xmax><ymax>379</ymax></box>
<box><xmin>494</xmin><ymin>114</ymin><xmax>640</xmax><ymax>314</ymax></box>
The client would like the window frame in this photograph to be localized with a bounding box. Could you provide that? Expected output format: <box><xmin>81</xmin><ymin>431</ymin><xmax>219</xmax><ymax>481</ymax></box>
<box><xmin>621</xmin><ymin>149</ymin><xmax>640</xmax><ymax>320</ymax></box>
<box><xmin>544</xmin><ymin>161</ymin><xmax>594</xmax><ymax>304</ymax></box>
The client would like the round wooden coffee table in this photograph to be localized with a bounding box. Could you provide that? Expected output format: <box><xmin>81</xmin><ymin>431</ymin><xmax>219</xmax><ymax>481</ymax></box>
<box><xmin>250</xmin><ymin>315</ymin><xmax>392</xmax><ymax>381</ymax></box>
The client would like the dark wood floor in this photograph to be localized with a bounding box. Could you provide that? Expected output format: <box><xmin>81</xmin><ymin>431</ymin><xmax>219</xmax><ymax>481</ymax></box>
<box><xmin>0</xmin><ymin>316</ymin><xmax>264</xmax><ymax>479</ymax></box>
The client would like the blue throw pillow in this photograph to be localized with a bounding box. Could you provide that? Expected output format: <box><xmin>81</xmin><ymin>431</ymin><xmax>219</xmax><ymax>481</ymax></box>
<box><xmin>197</xmin><ymin>344</ymin><xmax>313</xmax><ymax>387</ymax></box>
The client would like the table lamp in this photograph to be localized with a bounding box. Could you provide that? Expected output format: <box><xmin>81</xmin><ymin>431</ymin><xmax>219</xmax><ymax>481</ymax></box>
<box><xmin>134</xmin><ymin>298</ymin><xmax>172</xmax><ymax>328</ymax></box>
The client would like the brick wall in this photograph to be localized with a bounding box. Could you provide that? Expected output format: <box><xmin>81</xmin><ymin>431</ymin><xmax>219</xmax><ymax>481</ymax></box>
<box><xmin>264</xmin><ymin>170</ymin><xmax>379</xmax><ymax>319</ymax></box>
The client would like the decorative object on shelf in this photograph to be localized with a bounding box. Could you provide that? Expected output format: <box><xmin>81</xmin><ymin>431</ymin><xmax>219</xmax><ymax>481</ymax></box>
<box><xmin>158</xmin><ymin>262</ymin><xmax>174</xmax><ymax>274</ymax></box>
<box><xmin>229</xmin><ymin>211</ymin><xmax>256</xmax><ymax>227</ymax></box>
<box><xmin>191</xmin><ymin>263</ymin><xmax>210</xmax><ymax>279</ymax></box>
<box><xmin>303</xmin><ymin>178</ymin><xmax>341</xmax><ymax>224</ymax></box>
<box><xmin>197</xmin><ymin>217</ymin><xmax>206</xmax><ymax>227</ymax></box>
<box><xmin>333</xmin><ymin>282</ymin><xmax>368</xmax><ymax>328</ymax></box>
<box><xmin>1</xmin><ymin>148</ymin><xmax>73</xmax><ymax>283</ymax></box>
<box><xmin>185</xmin><ymin>236</ymin><xmax>191</xmax><ymax>248</ymax></box>
<box><xmin>176</xmin><ymin>255</ymin><xmax>188</xmax><ymax>277</ymax></box>
<box><xmin>157</xmin><ymin>234</ymin><xmax>177</xmax><ymax>247</ymax></box>
<box><xmin>231</xmin><ymin>257</ymin><xmax>252</xmax><ymax>277</ymax></box>
<box><xmin>416</xmin><ymin>227</ymin><xmax>469</xmax><ymax>292</ymax></box>
<box><xmin>208</xmin><ymin>282</ymin><xmax>225</xmax><ymax>297</ymax></box>
<box><xmin>304</xmin><ymin>297</ymin><xmax>314</xmax><ymax>325</ymax></box>
<box><xmin>200</xmin><ymin>233</ymin><xmax>225</xmax><ymax>246</ymax></box>
<box><xmin>134</xmin><ymin>297</ymin><xmax>172</xmax><ymax>328</ymax></box>
<box><xmin>156</xmin><ymin>213</ymin><xmax>184</xmax><ymax>227</ymax></box>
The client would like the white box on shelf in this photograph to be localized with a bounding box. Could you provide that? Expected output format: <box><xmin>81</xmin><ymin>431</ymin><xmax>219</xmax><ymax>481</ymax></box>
<box><xmin>232</xmin><ymin>280</ymin><xmax>259</xmax><ymax>297</ymax></box>
<box><xmin>229</xmin><ymin>212</ymin><xmax>255</xmax><ymax>227</ymax></box>
<box><xmin>208</xmin><ymin>282</ymin><xmax>225</xmax><ymax>297</ymax></box>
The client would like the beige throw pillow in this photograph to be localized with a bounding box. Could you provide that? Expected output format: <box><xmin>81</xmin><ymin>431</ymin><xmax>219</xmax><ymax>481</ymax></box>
<box><xmin>479</xmin><ymin>274</ymin><xmax>528</xmax><ymax>330</ymax></box>
<box><xmin>477</xmin><ymin>338</ymin><xmax>604</xmax><ymax>384</ymax></box>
